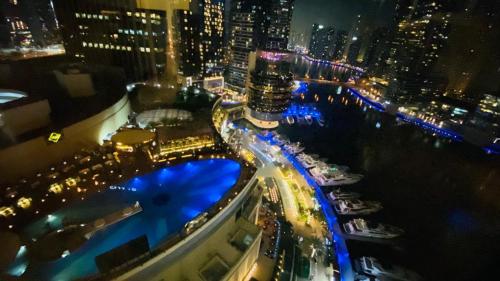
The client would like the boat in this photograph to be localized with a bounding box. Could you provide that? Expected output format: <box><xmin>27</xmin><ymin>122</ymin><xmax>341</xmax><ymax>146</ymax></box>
<box><xmin>343</xmin><ymin>218</ymin><xmax>404</xmax><ymax>239</ymax></box>
<box><xmin>328</xmin><ymin>190</ymin><xmax>360</xmax><ymax>201</ymax></box>
<box><xmin>286</xmin><ymin>115</ymin><xmax>295</xmax><ymax>125</ymax></box>
<box><xmin>309</xmin><ymin>163</ymin><xmax>363</xmax><ymax>186</ymax></box>
<box><xmin>355</xmin><ymin>257</ymin><xmax>422</xmax><ymax>281</ymax></box>
<box><xmin>333</xmin><ymin>199</ymin><xmax>382</xmax><ymax>215</ymax></box>
<box><xmin>305</xmin><ymin>115</ymin><xmax>313</xmax><ymax>125</ymax></box>
<box><xmin>317</xmin><ymin>116</ymin><xmax>325</xmax><ymax>127</ymax></box>
<box><xmin>273</xmin><ymin>134</ymin><xmax>290</xmax><ymax>146</ymax></box>
<box><xmin>296</xmin><ymin>153</ymin><xmax>318</xmax><ymax>169</ymax></box>
<box><xmin>283</xmin><ymin>142</ymin><xmax>305</xmax><ymax>155</ymax></box>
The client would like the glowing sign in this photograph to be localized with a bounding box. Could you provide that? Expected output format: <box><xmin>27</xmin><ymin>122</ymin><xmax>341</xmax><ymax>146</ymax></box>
<box><xmin>48</xmin><ymin>132</ymin><xmax>62</xmax><ymax>143</ymax></box>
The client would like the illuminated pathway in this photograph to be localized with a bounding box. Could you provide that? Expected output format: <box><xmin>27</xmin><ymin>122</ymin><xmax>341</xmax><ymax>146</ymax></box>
<box><xmin>237</xmin><ymin>130</ymin><xmax>354</xmax><ymax>281</ymax></box>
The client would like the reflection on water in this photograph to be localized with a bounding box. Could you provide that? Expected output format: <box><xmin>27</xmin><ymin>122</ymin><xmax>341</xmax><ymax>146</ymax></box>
<box><xmin>279</xmin><ymin>83</ymin><xmax>500</xmax><ymax>281</ymax></box>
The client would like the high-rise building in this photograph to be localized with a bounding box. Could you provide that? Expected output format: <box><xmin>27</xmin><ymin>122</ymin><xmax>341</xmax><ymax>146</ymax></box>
<box><xmin>190</xmin><ymin>0</ymin><xmax>225</xmax><ymax>77</ymax></box>
<box><xmin>265</xmin><ymin>0</ymin><xmax>295</xmax><ymax>51</ymax></box>
<box><xmin>438</xmin><ymin>1</ymin><xmax>500</xmax><ymax>102</ymax></box>
<box><xmin>226</xmin><ymin>0</ymin><xmax>263</xmax><ymax>92</ymax></box>
<box><xmin>289</xmin><ymin>30</ymin><xmax>306</xmax><ymax>50</ymax></box>
<box><xmin>388</xmin><ymin>0</ymin><xmax>453</xmax><ymax>100</ymax></box>
<box><xmin>173</xmin><ymin>10</ymin><xmax>201</xmax><ymax>78</ymax></box>
<box><xmin>226</xmin><ymin>0</ymin><xmax>294</xmax><ymax>93</ymax></box>
<box><xmin>343</xmin><ymin>14</ymin><xmax>363</xmax><ymax>61</ymax></box>
<box><xmin>362</xmin><ymin>27</ymin><xmax>391</xmax><ymax>74</ymax></box>
<box><xmin>172</xmin><ymin>0</ymin><xmax>225</xmax><ymax>80</ymax></box>
<box><xmin>21</xmin><ymin>0</ymin><xmax>60</xmax><ymax>46</ymax></box>
<box><xmin>331</xmin><ymin>30</ymin><xmax>348</xmax><ymax>61</ymax></box>
<box><xmin>245</xmin><ymin>50</ymin><xmax>293</xmax><ymax>128</ymax></box>
<box><xmin>53</xmin><ymin>0</ymin><xmax>167</xmax><ymax>82</ymax></box>
<box><xmin>308</xmin><ymin>23</ymin><xmax>335</xmax><ymax>60</ymax></box>
<box><xmin>0</xmin><ymin>0</ymin><xmax>33</xmax><ymax>48</ymax></box>
<box><xmin>346</xmin><ymin>36</ymin><xmax>362</xmax><ymax>65</ymax></box>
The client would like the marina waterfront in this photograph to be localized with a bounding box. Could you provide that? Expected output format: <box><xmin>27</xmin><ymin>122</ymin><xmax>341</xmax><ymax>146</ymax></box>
<box><xmin>279</xmin><ymin>82</ymin><xmax>500</xmax><ymax>281</ymax></box>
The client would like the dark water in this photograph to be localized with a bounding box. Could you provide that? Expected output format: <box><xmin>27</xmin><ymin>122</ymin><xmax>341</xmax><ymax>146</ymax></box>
<box><xmin>279</xmin><ymin>83</ymin><xmax>500</xmax><ymax>281</ymax></box>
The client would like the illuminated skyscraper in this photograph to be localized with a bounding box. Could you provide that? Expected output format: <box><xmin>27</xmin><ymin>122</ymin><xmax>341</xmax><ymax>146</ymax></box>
<box><xmin>226</xmin><ymin>0</ymin><xmax>267</xmax><ymax>92</ymax></box>
<box><xmin>53</xmin><ymin>0</ymin><xmax>167</xmax><ymax>82</ymax></box>
<box><xmin>173</xmin><ymin>10</ymin><xmax>201</xmax><ymax>78</ymax></box>
<box><xmin>265</xmin><ymin>0</ymin><xmax>295</xmax><ymax>51</ymax></box>
<box><xmin>388</xmin><ymin>0</ymin><xmax>453</xmax><ymax>100</ymax></box>
<box><xmin>226</xmin><ymin>0</ymin><xmax>294</xmax><ymax>93</ymax></box>
<box><xmin>190</xmin><ymin>0</ymin><xmax>225</xmax><ymax>77</ymax></box>
<box><xmin>245</xmin><ymin>50</ymin><xmax>293</xmax><ymax>128</ymax></box>
<box><xmin>331</xmin><ymin>30</ymin><xmax>348</xmax><ymax>61</ymax></box>
<box><xmin>308</xmin><ymin>23</ymin><xmax>335</xmax><ymax>60</ymax></box>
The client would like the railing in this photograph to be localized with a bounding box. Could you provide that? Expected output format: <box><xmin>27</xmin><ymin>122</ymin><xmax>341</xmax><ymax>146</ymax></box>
<box><xmin>82</xmin><ymin>156</ymin><xmax>255</xmax><ymax>281</ymax></box>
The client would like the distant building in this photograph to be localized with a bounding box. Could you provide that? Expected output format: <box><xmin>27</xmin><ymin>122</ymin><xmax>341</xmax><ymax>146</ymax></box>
<box><xmin>308</xmin><ymin>24</ymin><xmax>335</xmax><ymax>61</ymax></box>
<box><xmin>346</xmin><ymin>36</ymin><xmax>362</xmax><ymax>65</ymax></box>
<box><xmin>245</xmin><ymin>50</ymin><xmax>293</xmax><ymax>128</ymax></box>
<box><xmin>173</xmin><ymin>10</ymin><xmax>201</xmax><ymax>78</ymax></box>
<box><xmin>362</xmin><ymin>27</ymin><xmax>391</xmax><ymax>74</ymax></box>
<box><xmin>226</xmin><ymin>0</ymin><xmax>263</xmax><ymax>92</ymax></box>
<box><xmin>342</xmin><ymin>14</ymin><xmax>363</xmax><ymax>61</ymax></box>
<box><xmin>190</xmin><ymin>0</ymin><xmax>225</xmax><ymax>77</ymax></box>
<box><xmin>387</xmin><ymin>0</ymin><xmax>453</xmax><ymax>100</ymax></box>
<box><xmin>53</xmin><ymin>0</ymin><xmax>167</xmax><ymax>82</ymax></box>
<box><xmin>226</xmin><ymin>0</ymin><xmax>294</xmax><ymax>93</ymax></box>
<box><xmin>331</xmin><ymin>30</ymin><xmax>348</xmax><ymax>61</ymax></box>
<box><xmin>172</xmin><ymin>0</ymin><xmax>225</xmax><ymax>80</ymax></box>
<box><xmin>289</xmin><ymin>30</ymin><xmax>306</xmax><ymax>50</ymax></box>
<box><xmin>0</xmin><ymin>0</ymin><xmax>33</xmax><ymax>48</ymax></box>
<box><xmin>265</xmin><ymin>0</ymin><xmax>295</xmax><ymax>51</ymax></box>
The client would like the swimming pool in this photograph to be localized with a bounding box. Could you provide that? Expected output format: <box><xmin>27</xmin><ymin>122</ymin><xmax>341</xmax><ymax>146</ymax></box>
<box><xmin>9</xmin><ymin>159</ymin><xmax>241</xmax><ymax>281</ymax></box>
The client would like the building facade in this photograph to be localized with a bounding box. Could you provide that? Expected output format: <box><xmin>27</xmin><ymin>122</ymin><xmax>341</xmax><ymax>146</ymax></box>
<box><xmin>226</xmin><ymin>0</ymin><xmax>269</xmax><ymax>92</ymax></box>
<box><xmin>173</xmin><ymin>10</ymin><xmax>201</xmax><ymax>78</ymax></box>
<box><xmin>387</xmin><ymin>0</ymin><xmax>453</xmax><ymax>100</ymax></box>
<box><xmin>53</xmin><ymin>0</ymin><xmax>167</xmax><ymax>82</ymax></box>
<box><xmin>331</xmin><ymin>30</ymin><xmax>348</xmax><ymax>61</ymax></box>
<box><xmin>245</xmin><ymin>50</ymin><xmax>293</xmax><ymax>128</ymax></box>
<box><xmin>308</xmin><ymin>24</ymin><xmax>335</xmax><ymax>61</ymax></box>
<box><xmin>265</xmin><ymin>0</ymin><xmax>295</xmax><ymax>51</ymax></box>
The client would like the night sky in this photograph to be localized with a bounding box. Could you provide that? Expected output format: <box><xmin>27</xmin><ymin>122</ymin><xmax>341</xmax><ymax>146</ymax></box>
<box><xmin>291</xmin><ymin>0</ymin><xmax>395</xmax><ymax>39</ymax></box>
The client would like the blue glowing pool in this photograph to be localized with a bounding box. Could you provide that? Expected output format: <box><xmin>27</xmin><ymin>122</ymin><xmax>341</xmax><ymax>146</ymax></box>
<box><xmin>11</xmin><ymin>159</ymin><xmax>241</xmax><ymax>281</ymax></box>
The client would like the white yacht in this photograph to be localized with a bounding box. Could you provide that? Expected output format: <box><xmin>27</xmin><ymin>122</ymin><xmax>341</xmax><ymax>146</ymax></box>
<box><xmin>273</xmin><ymin>134</ymin><xmax>290</xmax><ymax>146</ymax></box>
<box><xmin>333</xmin><ymin>199</ymin><xmax>382</xmax><ymax>215</ymax></box>
<box><xmin>283</xmin><ymin>142</ymin><xmax>305</xmax><ymax>155</ymax></box>
<box><xmin>309</xmin><ymin>162</ymin><xmax>363</xmax><ymax>186</ymax></box>
<box><xmin>328</xmin><ymin>190</ymin><xmax>360</xmax><ymax>201</ymax></box>
<box><xmin>296</xmin><ymin>153</ymin><xmax>318</xmax><ymax>169</ymax></box>
<box><xmin>286</xmin><ymin>115</ymin><xmax>295</xmax><ymax>125</ymax></box>
<box><xmin>317</xmin><ymin>116</ymin><xmax>325</xmax><ymax>127</ymax></box>
<box><xmin>356</xmin><ymin>257</ymin><xmax>422</xmax><ymax>281</ymax></box>
<box><xmin>343</xmin><ymin>219</ymin><xmax>404</xmax><ymax>239</ymax></box>
<box><xmin>305</xmin><ymin>115</ymin><xmax>313</xmax><ymax>125</ymax></box>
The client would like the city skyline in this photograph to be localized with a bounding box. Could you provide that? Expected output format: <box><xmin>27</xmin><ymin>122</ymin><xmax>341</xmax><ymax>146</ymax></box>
<box><xmin>1</xmin><ymin>1</ymin><xmax>500</xmax><ymax>281</ymax></box>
